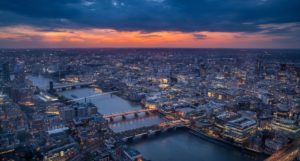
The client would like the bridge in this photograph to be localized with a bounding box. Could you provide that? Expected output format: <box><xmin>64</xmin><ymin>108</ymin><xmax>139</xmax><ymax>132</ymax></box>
<box><xmin>50</xmin><ymin>81</ymin><xmax>94</xmax><ymax>92</ymax></box>
<box><xmin>119</xmin><ymin>119</ymin><xmax>189</xmax><ymax>142</ymax></box>
<box><xmin>65</xmin><ymin>91</ymin><xmax>118</xmax><ymax>102</ymax></box>
<box><xmin>103</xmin><ymin>108</ymin><xmax>158</xmax><ymax>121</ymax></box>
<box><xmin>265</xmin><ymin>138</ymin><xmax>300</xmax><ymax>161</ymax></box>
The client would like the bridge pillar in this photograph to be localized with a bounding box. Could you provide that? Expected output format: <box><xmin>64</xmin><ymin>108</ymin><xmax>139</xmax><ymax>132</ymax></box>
<box><xmin>110</xmin><ymin>117</ymin><xmax>114</xmax><ymax>122</ymax></box>
<box><xmin>145</xmin><ymin>111</ymin><xmax>149</xmax><ymax>115</ymax></box>
<box><xmin>134</xmin><ymin>113</ymin><xmax>138</xmax><ymax>118</ymax></box>
<box><xmin>122</xmin><ymin>115</ymin><xmax>126</xmax><ymax>120</ymax></box>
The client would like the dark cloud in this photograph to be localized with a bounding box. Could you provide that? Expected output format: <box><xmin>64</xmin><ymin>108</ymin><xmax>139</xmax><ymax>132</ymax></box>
<box><xmin>0</xmin><ymin>0</ymin><xmax>299</xmax><ymax>34</ymax></box>
<box><xmin>0</xmin><ymin>0</ymin><xmax>80</xmax><ymax>19</ymax></box>
<box><xmin>138</xmin><ymin>34</ymin><xmax>162</xmax><ymax>38</ymax></box>
<box><xmin>193</xmin><ymin>33</ymin><xmax>207</xmax><ymax>40</ymax></box>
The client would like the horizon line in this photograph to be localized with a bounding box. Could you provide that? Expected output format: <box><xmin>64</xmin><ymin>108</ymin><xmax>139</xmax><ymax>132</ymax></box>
<box><xmin>1</xmin><ymin>47</ymin><xmax>300</xmax><ymax>50</ymax></box>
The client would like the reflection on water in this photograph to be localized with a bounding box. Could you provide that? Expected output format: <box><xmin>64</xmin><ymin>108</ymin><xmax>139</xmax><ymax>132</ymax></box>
<box><xmin>27</xmin><ymin>75</ymin><xmax>54</xmax><ymax>89</ymax></box>
<box><xmin>59</xmin><ymin>88</ymin><xmax>165</xmax><ymax>132</ymax></box>
<box><xmin>59</xmin><ymin>88</ymin><xmax>141</xmax><ymax>115</ymax></box>
<box><xmin>109</xmin><ymin>114</ymin><xmax>164</xmax><ymax>133</ymax></box>
<box><xmin>29</xmin><ymin>75</ymin><xmax>266</xmax><ymax>161</ymax></box>
<box><xmin>130</xmin><ymin>130</ymin><xmax>266</xmax><ymax>161</ymax></box>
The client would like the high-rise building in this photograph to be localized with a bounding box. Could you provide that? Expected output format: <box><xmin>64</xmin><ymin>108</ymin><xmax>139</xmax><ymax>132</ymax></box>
<box><xmin>76</xmin><ymin>106</ymin><xmax>88</xmax><ymax>118</ymax></box>
<box><xmin>49</xmin><ymin>81</ymin><xmax>54</xmax><ymax>92</ymax></box>
<box><xmin>61</xmin><ymin>106</ymin><xmax>75</xmax><ymax>122</ymax></box>
<box><xmin>61</xmin><ymin>105</ymin><xmax>93</xmax><ymax>122</ymax></box>
<box><xmin>2</xmin><ymin>62</ymin><xmax>10</xmax><ymax>83</ymax></box>
<box><xmin>13</xmin><ymin>60</ymin><xmax>26</xmax><ymax>88</ymax></box>
<box><xmin>223</xmin><ymin>117</ymin><xmax>257</xmax><ymax>144</ymax></box>
<box><xmin>200</xmin><ymin>63</ymin><xmax>207</xmax><ymax>79</ymax></box>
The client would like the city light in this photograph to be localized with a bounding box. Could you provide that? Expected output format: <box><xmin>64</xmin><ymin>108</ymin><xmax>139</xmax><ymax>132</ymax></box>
<box><xmin>0</xmin><ymin>0</ymin><xmax>299</xmax><ymax>161</ymax></box>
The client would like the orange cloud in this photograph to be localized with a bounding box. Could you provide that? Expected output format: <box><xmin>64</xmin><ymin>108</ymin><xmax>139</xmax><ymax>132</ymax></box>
<box><xmin>0</xmin><ymin>25</ymin><xmax>288</xmax><ymax>48</ymax></box>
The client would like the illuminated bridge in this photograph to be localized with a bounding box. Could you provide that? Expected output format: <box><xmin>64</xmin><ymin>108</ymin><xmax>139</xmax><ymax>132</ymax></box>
<box><xmin>120</xmin><ymin>119</ymin><xmax>189</xmax><ymax>142</ymax></box>
<box><xmin>103</xmin><ymin>108</ymin><xmax>158</xmax><ymax>121</ymax></box>
<box><xmin>65</xmin><ymin>91</ymin><xmax>118</xmax><ymax>102</ymax></box>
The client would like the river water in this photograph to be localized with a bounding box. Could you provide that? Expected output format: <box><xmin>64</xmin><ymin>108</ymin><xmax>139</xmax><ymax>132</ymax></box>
<box><xmin>109</xmin><ymin>114</ymin><xmax>164</xmax><ymax>133</ymax></box>
<box><xmin>28</xmin><ymin>75</ymin><xmax>266</xmax><ymax>161</ymax></box>
<box><xmin>26</xmin><ymin>75</ymin><xmax>53</xmax><ymax>89</ymax></box>
<box><xmin>130</xmin><ymin>130</ymin><xmax>266</xmax><ymax>161</ymax></box>
<box><xmin>57</xmin><ymin>88</ymin><xmax>164</xmax><ymax>132</ymax></box>
<box><xmin>58</xmin><ymin>88</ymin><xmax>141</xmax><ymax>115</ymax></box>
<box><xmin>27</xmin><ymin>75</ymin><xmax>163</xmax><ymax>132</ymax></box>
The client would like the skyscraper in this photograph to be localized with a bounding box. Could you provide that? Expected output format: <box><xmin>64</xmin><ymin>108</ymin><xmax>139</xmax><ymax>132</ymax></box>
<box><xmin>49</xmin><ymin>81</ymin><xmax>54</xmax><ymax>92</ymax></box>
<box><xmin>2</xmin><ymin>62</ymin><xmax>10</xmax><ymax>83</ymax></box>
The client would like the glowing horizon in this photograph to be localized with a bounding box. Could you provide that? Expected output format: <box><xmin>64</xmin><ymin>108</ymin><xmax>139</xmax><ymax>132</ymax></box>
<box><xmin>0</xmin><ymin>0</ymin><xmax>299</xmax><ymax>48</ymax></box>
<box><xmin>0</xmin><ymin>25</ymin><xmax>294</xmax><ymax>49</ymax></box>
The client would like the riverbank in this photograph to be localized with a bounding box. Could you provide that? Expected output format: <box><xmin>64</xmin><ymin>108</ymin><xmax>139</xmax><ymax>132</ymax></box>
<box><xmin>52</xmin><ymin>84</ymin><xmax>267</xmax><ymax>160</ymax></box>
<box><xmin>129</xmin><ymin>128</ymin><xmax>266</xmax><ymax>161</ymax></box>
<box><xmin>188</xmin><ymin>127</ymin><xmax>268</xmax><ymax>157</ymax></box>
<box><xmin>57</xmin><ymin>87</ymin><xmax>142</xmax><ymax>115</ymax></box>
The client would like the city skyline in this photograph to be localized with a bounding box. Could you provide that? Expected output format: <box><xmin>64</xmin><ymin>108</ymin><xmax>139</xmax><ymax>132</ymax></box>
<box><xmin>1</xmin><ymin>49</ymin><xmax>300</xmax><ymax>161</ymax></box>
<box><xmin>0</xmin><ymin>0</ymin><xmax>299</xmax><ymax>48</ymax></box>
<box><xmin>1</xmin><ymin>1</ymin><xmax>300</xmax><ymax>161</ymax></box>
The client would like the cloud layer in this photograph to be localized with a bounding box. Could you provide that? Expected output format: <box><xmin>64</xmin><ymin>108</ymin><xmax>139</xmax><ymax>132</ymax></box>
<box><xmin>0</xmin><ymin>0</ymin><xmax>299</xmax><ymax>48</ymax></box>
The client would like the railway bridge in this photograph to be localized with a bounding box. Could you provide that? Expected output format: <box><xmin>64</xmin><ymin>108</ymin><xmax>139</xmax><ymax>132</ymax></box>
<box><xmin>103</xmin><ymin>108</ymin><xmax>158</xmax><ymax>121</ymax></box>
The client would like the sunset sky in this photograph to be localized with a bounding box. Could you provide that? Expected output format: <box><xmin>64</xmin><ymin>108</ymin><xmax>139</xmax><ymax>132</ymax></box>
<box><xmin>0</xmin><ymin>0</ymin><xmax>299</xmax><ymax>48</ymax></box>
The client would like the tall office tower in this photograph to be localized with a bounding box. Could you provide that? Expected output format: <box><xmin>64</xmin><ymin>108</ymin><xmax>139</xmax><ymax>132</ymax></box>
<box><xmin>14</xmin><ymin>61</ymin><xmax>26</xmax><ymax>88</ymax></box>
<box><xmin>255</xmin><ymin>59</ymin><xmax>262</xmax><ymax>75</ymax></box>
<box><xmin>200</xmin><ymin>63</ymin><xmax>207</xmax><ymax>78</ymax></box>
<box><xmin>49</xmin><ymin>81</ymin><xmax>54</xmax><ymax>91</ymax></box>
<box><xmin>2</xmin><ymin>62</ymin><xmax>10</xmax><ymax>83</ymax></box>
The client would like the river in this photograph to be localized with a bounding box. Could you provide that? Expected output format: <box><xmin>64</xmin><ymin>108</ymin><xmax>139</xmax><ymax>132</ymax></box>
<box><xmin>27</xmin><ymin>75</ymin><xmax>266</xmax><ymax>161</ymax></box>
<box><xmin>28</xmin><ymin>75</ymin><xmax>164</xmax><ymax>132</ymax></box>
<box><xmin>58</xmin><ymin>88</ymin><xmax>141</xmax><ymax>115</ymax></box>
<box><xmin>109</xmin><ymin>114</ymin><xmax>164</xmax><ymax>133</ymax></box>
<box><xmin>58</xmin><ymin>88</ymin><xmax>164</xmax><ymax>132</ymax></box>
<box><xmin>26</xmin><ymin>75</ymin><xmax>54</xmax><ymax>89</ymax></box>
<box><xmin>130</xmin><ymin>130</ymin><xmax>266</xmax><ymax>161</ymax></box>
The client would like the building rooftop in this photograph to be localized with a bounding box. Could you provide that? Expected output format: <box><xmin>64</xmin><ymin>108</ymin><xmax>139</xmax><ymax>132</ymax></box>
<box><xmin>228</xmin><ymin>117</ymin><xmax>257</xmax><ymax>129</ymax></box>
